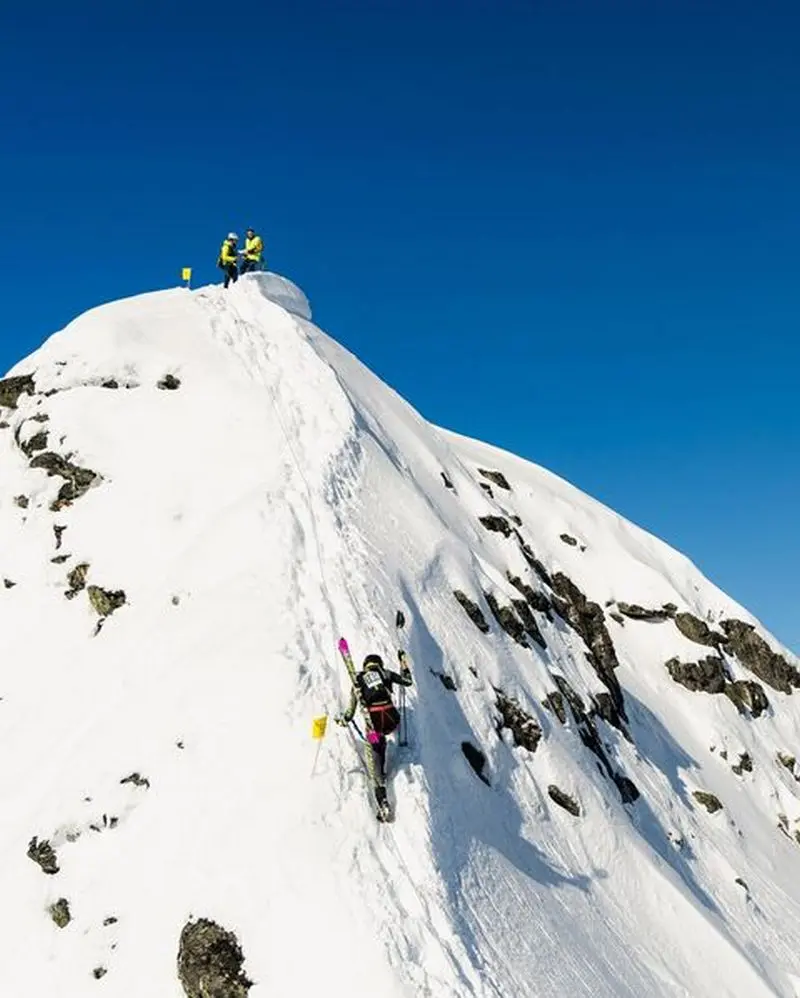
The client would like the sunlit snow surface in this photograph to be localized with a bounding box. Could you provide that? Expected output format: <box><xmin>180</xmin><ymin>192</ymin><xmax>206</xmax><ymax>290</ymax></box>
<box><xmin>1</xmin><ymin>273</ymin><xmax>799</xmax><ymax>997</ymax></box>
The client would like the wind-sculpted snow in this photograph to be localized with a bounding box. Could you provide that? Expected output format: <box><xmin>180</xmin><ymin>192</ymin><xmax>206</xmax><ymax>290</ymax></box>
<box><xmin>0</xmin><ymin>274</ymin><xmax>799</xmax><ymax>997</ymax></box>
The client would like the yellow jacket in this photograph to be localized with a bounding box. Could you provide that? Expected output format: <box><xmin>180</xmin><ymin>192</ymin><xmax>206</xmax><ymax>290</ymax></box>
<box><xmin>244</xmin><ymin>233</ymin><xmax>263</xmax><ymax>262</ymax></box>
<box><xmin>220</xmin><ymin>239</ymin><xmax>238</xmax><ymax>265</ymax></box>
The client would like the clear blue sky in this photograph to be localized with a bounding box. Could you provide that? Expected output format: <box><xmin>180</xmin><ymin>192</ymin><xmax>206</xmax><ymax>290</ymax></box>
<box><xmin>2</xmin><ymin>1</ymin><xmax>797</xmax><ymax>650</ymax></box>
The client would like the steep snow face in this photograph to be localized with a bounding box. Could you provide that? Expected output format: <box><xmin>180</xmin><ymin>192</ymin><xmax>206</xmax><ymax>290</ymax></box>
<box><xmin>1</xmin><ymin>273</ymin><xmax>799</xmax><ymax>998</ymax></box>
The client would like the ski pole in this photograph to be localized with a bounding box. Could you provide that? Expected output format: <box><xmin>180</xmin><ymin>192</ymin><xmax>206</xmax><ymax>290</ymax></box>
<box><xmin>395</xmin><ymin>609</ymin><xmax>409</xmax><ymax>747</ymax></box>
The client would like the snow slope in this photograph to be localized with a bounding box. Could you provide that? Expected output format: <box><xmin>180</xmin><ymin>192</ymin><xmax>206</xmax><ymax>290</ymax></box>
<box><xmin>1</xmin><ymin>272</ymin><xmax>799</xmax><ymax>998</ymax></box>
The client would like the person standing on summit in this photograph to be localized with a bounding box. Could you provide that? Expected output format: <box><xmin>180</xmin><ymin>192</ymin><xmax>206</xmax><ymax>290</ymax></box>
<box><xmin>217</xmin><ymin>232</ymin><xmax>239</xmax><ymax>289</ymax></box>
<box><xmin>240</xmin><ymin>227</ymin><xmax>264</xmax><ymax>274</ymax></box>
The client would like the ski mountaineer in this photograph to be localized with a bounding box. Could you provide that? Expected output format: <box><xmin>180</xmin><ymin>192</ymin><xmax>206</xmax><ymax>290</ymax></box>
<box><xmin>336</xmin><ymin>650</ymin><xmax>413</xmax><ymax>792</ymax></box>
<box><xmin>217</xmin><ymin>232</ymin><xmax>239</xmax><ymax>289</ymax></box>
<box><xmin>240</xmin><ymin>227</ymin><xmax>264</xmax><ymax>274</ymax></box>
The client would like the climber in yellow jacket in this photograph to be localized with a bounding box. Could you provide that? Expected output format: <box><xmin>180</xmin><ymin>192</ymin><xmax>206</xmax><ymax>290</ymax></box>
<box><xmin>217</xmin><ymin>232</ymin><xmax>239</xmax><ymax>289</ymax></box>
<box><xmin>240</xmin><ymin>227</ymin><xmax>264</xmax><ymax>275</ymax></box>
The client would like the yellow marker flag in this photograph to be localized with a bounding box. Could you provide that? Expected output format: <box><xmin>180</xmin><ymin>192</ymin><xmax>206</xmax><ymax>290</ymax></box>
<box><xmin>312</xmin><ymin>715</ymin><xmax>328</xmax><ymax>740</ymax></box>
<box><xmin>181</xmin><ymin>267</ymin><xmax>192</xmax><ymax>282</ymax></box>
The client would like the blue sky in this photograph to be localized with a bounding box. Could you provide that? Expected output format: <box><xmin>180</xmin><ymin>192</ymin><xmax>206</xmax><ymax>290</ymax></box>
<box><xmin>2</xmin><ymin>1</ymin><xmax>797</xmax><ymax>650</ymax></box>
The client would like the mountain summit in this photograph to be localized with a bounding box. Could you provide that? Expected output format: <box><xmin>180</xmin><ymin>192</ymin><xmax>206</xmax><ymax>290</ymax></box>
<box><xmin>1</xmin><ymin>273</ymin><xmax>798</xmax><ymax>998</ymax></box>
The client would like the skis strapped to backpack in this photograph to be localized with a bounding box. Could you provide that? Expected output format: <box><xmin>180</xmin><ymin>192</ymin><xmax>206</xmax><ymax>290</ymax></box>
<box><xmin>338</xmin><ymin>637</ymin><xmax>392</xmax><ymax>822</ymax></box>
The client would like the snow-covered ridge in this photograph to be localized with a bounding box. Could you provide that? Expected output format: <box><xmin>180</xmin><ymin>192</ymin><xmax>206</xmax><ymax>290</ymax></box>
<box><xmin>1</xmin><ymin>273</ymin><xmax>799</xmax><ymax>998</ymax></box>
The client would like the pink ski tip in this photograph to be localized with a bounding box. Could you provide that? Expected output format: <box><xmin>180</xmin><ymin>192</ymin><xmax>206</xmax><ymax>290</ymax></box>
<box><xmin>338</xmin><ymin>637</ymin><xmax>349</xmax><ymax>652</ymax></box>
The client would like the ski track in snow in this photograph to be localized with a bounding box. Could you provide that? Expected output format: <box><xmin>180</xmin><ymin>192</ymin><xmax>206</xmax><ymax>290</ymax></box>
<box><xmin>0</xmin><ymin>272</ymin><xmax>798</xmax><ymax>997</ymax></box>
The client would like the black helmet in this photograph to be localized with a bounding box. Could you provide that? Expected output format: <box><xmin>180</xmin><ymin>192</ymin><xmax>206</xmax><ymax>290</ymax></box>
<box><xmin>363</xmin><ymin>654</ymin><xmax>384</xmax><ymax>671</ymax></box>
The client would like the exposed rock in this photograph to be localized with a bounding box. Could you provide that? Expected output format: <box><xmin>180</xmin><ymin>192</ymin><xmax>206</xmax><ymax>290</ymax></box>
<box><xmin>551</xmin><ymin>573</ymin><xmax>625</xmax><ymax>719</ymax></box>
<box><xmin>431</xmin><ymin>670</ymin><xmax>457</xmax><ymax>691</ymax></box>
<box><xmin>662</xmin><ymin>603</ymin><xmax>678</xmax><ymax>614</ymax></box>
<box><xmin>87</xmin><ymin>585</ymin><xmax>126</xmax><ymax>618</ymax></box>
<box><xmin>612</xmin><ymin>774</ymin><xmax>640</xmax><ymax>804</ymax></box>
<box><xmin>19</xmin><ymin>429</ymin><xmax>49</xmax><ymax>457</ymax></box>
<box><xmin>29</xmin><ymin>451</ymin><xmax>100</xmax><ymax>508</ymax></box>
<box><xmin>666</xmin><ymin>656</ymin><xmax>727</xmax><ymax>695</ymax></box>
<box><xmin>495</xmin><ymin>690</ymin><xmax>542</xmax><ymax>752</ymax></box>
<box><xmin>461</xmin><ymin>742</ymin><xmax>490</xmax><ymax>785</ymax></box>
<box><xmin>30</xmin><ymin>412</ymin><xmax>49</xmax><ymax>423</ymax></box>
<box><xmin>591</xmin><ymin>691</ymin><xmax>627</xmax><ymax>734</ymax></box>
<box><xmin>724</xmin><ymin>680</ymin><xmax>769</xmax><ymax>718</ymax></box>
<box><xmin>53</xmin><ymin>524</ymin><xmax>67</xmax><ymax>550</ymax></box>
<box><xmin>178</xmin><ymin>918</ymin><xmax>253</xmax><ymax>998</ymax></box>
<box><xmin>610</xmin><ymin>613</ymin><xmax>624</xmax><ymax>625</ymax></box>
<box><xmin>0</xmin><ymin>374</ymin><xmax>35</xmax><ymax>408</ymax></box>
<box><xmin>559</xmin><ymin>533</ymin><xmax>578</xmax><ymax>547</ymax></box>
<box><xmin>777</xmin><ymin>752</ymin><xmax>797</xmax><ymax>775</ymax></box>
<box><xmin>93</xmin><ymin>967</ymin><xmax>107</xmax><ymax>980</ymax></box>
<box><xmin>49</xmin><ymin>898</ymin><xmax>71</xmax><ymax>928</ymax></box>
<box><xmin>542</xmin><ymin>690</ymin><xmax>566</xmax><ymax>724</ymax></box>
<box><xmin>511</xmin><ymin>599</ymin><xmax>547</xmax><ymax>649</ymax></box>
<box><xmin>120</xmin><ymin>771</ymin><xmax>151</xmax><ymax>789</ymax></box>
<box><xmin>674</xmin><ymin>612</ymin><xmax>726</xmax><ymax>647</ymax></box>
<box><xmin>693</xmin><ymin>791</ymin><xmax>723</xmax><ymax>814</ymax></box>
<box><xmin>721</xmin><ymin>619</ymin><xmax>800</xmax><ymax>694</ymax></box>
<box><xmin>731</xmin><ymin>753</ymin><xmax>753</xmax><ymax>776</ymax></box>
<box><xmin>0</xmin><ymin>421</ymin><xmax>8</xmax><ymax>428</ymax></box>
<box><xmin>103</xmin><ymin>916</ymin><xmax>118</xmax><ymax>926</ymax></box>
<box><xmin>479</xmin><ymin>515</ymin><xmax>513</xmax><ymax>537</ymax></box>
<box><xmin>548</xmin><ymin>785</ymin><xmax>581</xmax><ymax>816</ymax></box>
<box><xmin>441</xmin><ymin>471</ymin><xmax>454</xmax><ymax>490</ymax></box>
<box><xmin>514</xmin><ymin>535</ymin><xmax>552</xmax><ymax>587</ymax></box>
<box><xmin>617</xmin><ymin>602</ymin><xmax>671</xmax><ymax>622</ymax></box>
<box><xmin>65</xmin><ymin>563</ymin><xmax>90</xmax><ymax>600</ymax></box>
<box><xmin>735</xmin><ymin>877</ymin><xmax>750</xmax><ymax>894</ymax></box>
<box><xmin>484</xmin><ymin>592</ymin><xmax>528</xmax><ymax>648</ymax></box>
<box><xmin>157</xmin><ymin>374</ymin><xmax>181</xmax><ymax>390</ymax></box>
<box><xmin>479</xmin><ymin>482</ymin><xmax>494</xmax><ymax>498</ymax></box>
<box><xmin>778</xmin><ymin>814</ymin><xmax>789</xmax><ymax>835</ymax></box>
<box><xmin>28</xmin><ymin>836</ymin><xmax>59</xmax><ymax>875</ymax></box>
<box><xmin>453</xmin><ymin>590</ymin><xmax>490</xmax><ymax>634</ymax></box>
<box><xmin>51</xmin><ymin>555</ymin><xmax>69</xmax><ymax>564</ymax></box>
<box><xmin>101</xmin><ymin>379</ymin><xmax>119</xmax><ymax>389</ymax></box>
<box><xmin>13</xmin><ymin>494</ymin><xmax>29</xmax><ymax>509</ymax></box>
<box><xmin>478</xmin><ymin>468</ymin><xmax>511</xmax><ymax>490</ymax></box>
<box><xmin>3</xmin><ymin>578</ymin><xmax>16</xmax><ymax>589</ymax></box>
<box><xmin>506</xmin><ymin>573</ymin><xmax>553</xmax><ymax>620</ymax></box>
<box><xmin>550</xmin><ymin>675</ymin><xmax>638</xmax><ymax>802</ymax></box>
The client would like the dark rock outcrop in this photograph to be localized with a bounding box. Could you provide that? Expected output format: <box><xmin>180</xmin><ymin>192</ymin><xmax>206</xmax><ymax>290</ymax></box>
<box><xmin>453</xmin><ymin>590</ymin><xmax>489</xmax><ymax>634</ymax></box>
<box><xmin>29</xmin><ymin>452</ymin><xmax>100</xmax><ymax>509</ymax></box>
<box><xmin>666</xmin><ymin>656</ymin><xmax>727</xmax><ymax>694</ymax></box>
<box><xmin>506</xmin><ymin>573</ymin><xmax>553</xmax><ymax>620</ymax></box>
<box><xmin>431</xmin><ymin>670</ymin><xmax>457</xmax><ymax>691</ymax></box>
<box><xmin>617</xmin><ymin>602</ymin><xmax>672</xmax><ymax>622</ymax></box>
<box><xmin>731</xmin><ymin>752</ymin><xmax>753</xmax><ymax>776</ymax></box>
<box><xmin>478</xmin><ymin>468</ymin><xmax>511</xmax><ymax>490</ymax></box>
<box><xmin>19</xmin><ymin>430</ymin><xmax>48</xmax><ymax>457</ymax></box>
<box><xmin>721</xmin><ymin>619</ymin><xmax>800</xmax><ymax>694</ymax></box>
<box><xmin>559</xmin><ymin>533</ymin><xmax>578</xmax><ymax>547</ymax></box>
<box><xmin>158</xmin><ymin>374</ymin><xmax>181</xmax><ymax>390</ymax></box>
<box><xmin>461</xmin><ymin>742</ymin><xmax>490</xmax><ymax>785</ymax></box>
<box><xmin>511</xmin><ymin>599</ymin><xmax>547</xmax><ymax>649</ymax></box>
<box><xmin>479</xmin><ymin>482</ymin><xmax>494</xmax><ymax>498</ymax></box>
<box><xmin>724</xmin><ymin>680</ymin><xmax>769</xmax><ymax>718</ymax></box>
<box><xmin>542</xmin><ymin>690</ymin><xmax>566</xmax><ymax>724</ymax></box>
<box><xmin>495</xmin><ymin>691</ymin><xmax>542</xmax><ymax>752</ymax></box>
<box><xmin>693</xmin><ymin>791</ymin><xmax>723</xmax><ymax>814</ymax></box>
<box><xmin>514</xmin><ymin>535</ymin><xmax>552</xmax><ymax>586</ymax></box>
<box><xmin>484</xmin><ymin>593</ymin><xmax>528</xmax><ymax>648</ymax></box>
<box><xmin>65</xmin><ymin>563</ymin><xmax>90</xmax><ymax>600</ymax></box>
<box><xmin>551</xmin><ymin>573</ymin><xmax>625</xmax><ymax>720</ymax></box>
<box><xmin>674</xmin><ymin>612</ymin><xmax>726</xmax><ymax>647</ymax></box>
<box><xmin>441</xmin><ymin>471</ymin><xmax>454</xmax><ymax>490</ymax></box>
<box><xmin>120</xmin><ymin>772</ymin><xmax>150</xmax><ymax>789</ymax></box>
<box><xmin>49</xmin><ymin>898</ymin><xmax>71</xmax><ymax>928</ymax></box>
<box><xmin>479</xmin><ymin>515</ymin><xmax>513</xmax><ymax>538</ymax></box>
<box><xmin>87</xmin><ymin>585</ymin><xmax>126</xmax><ymax>619</ymax></box>
<box><xmin>548</xmin><ymin>785</ymin><xmax>580</xmax><ymax>816</ymax></box>
<box><xmin>177</xmin><ymin>918</ymin><xmax>253</xmax><ymax>998</ymax></box>
<box><xmin>13</xmin><ymin>495</ymin><xmax>29</xmax><ymax>509</ymax></box>
<box><xmin>28</xmin><ymin>837</ymin><xmax>59</xmax><ymax>875</ymax></box>
<box><xmin>0</xmin><ymin>374</ymin><xmax>35</xmax><ymax>409</ymax></box>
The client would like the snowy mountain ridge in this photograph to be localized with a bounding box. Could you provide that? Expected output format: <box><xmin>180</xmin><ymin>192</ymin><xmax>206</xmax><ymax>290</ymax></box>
<box><xmin>1</xmin><ymin>272</ymin><xmax>799</xmax><ymax>998</ymax></box>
